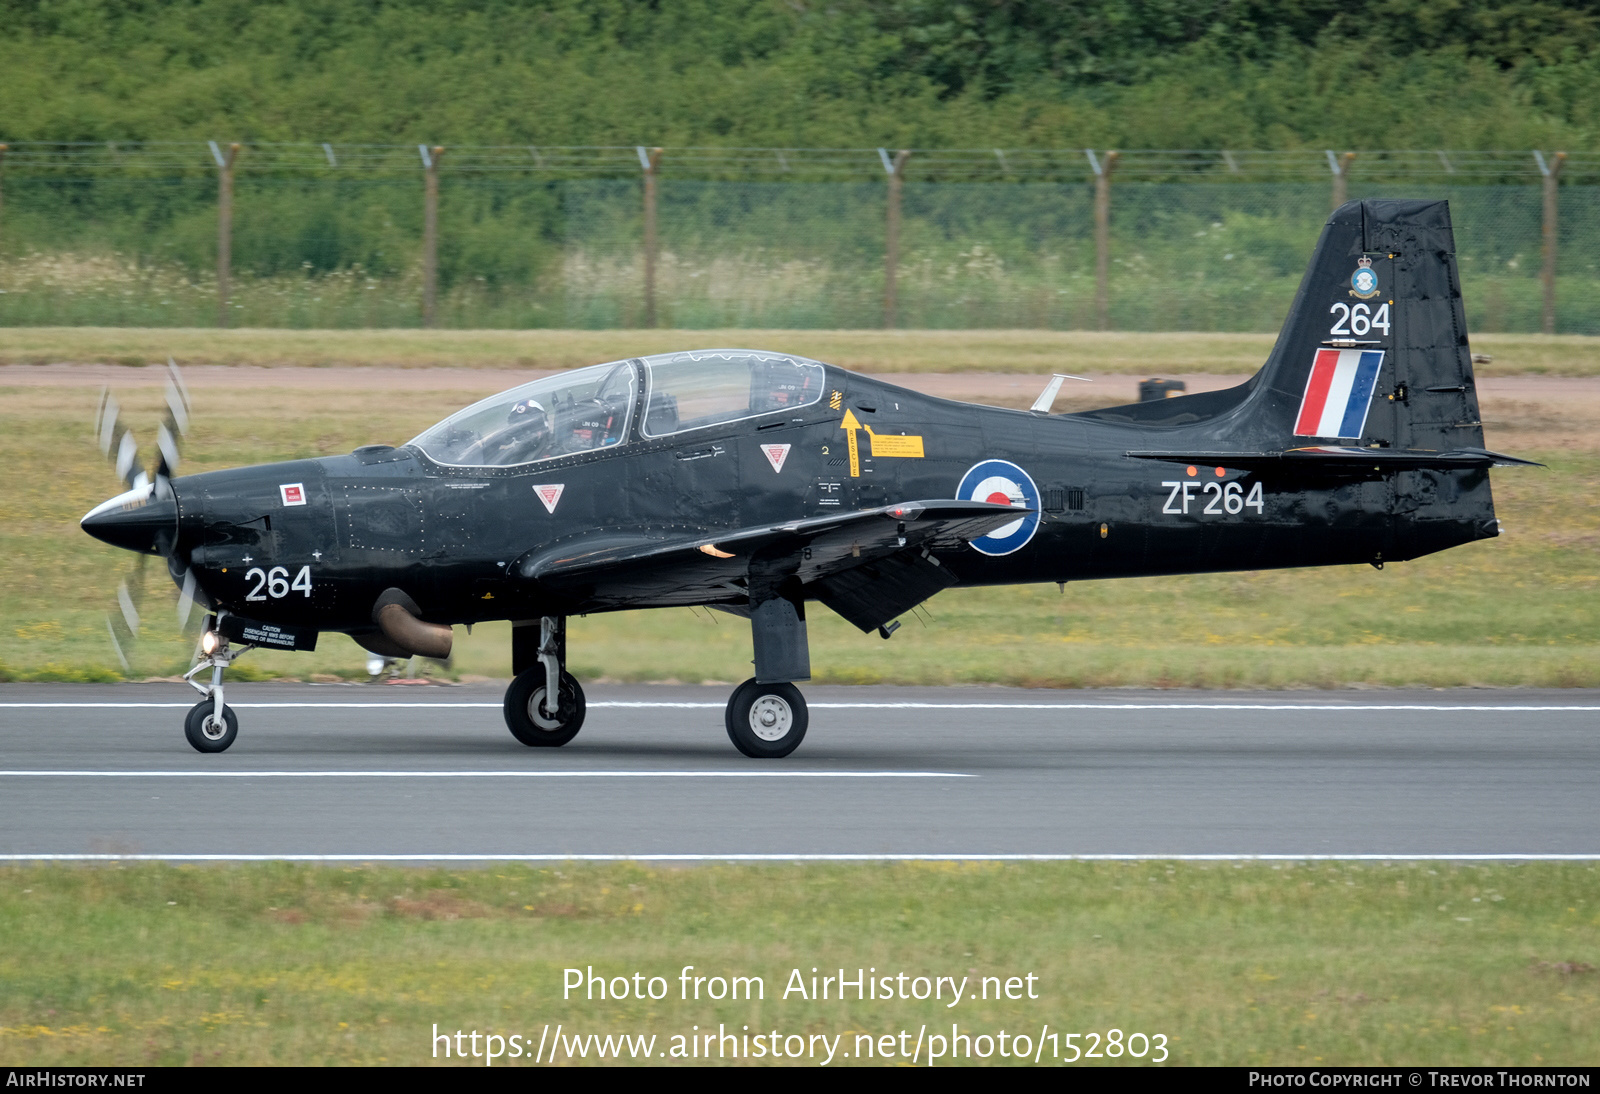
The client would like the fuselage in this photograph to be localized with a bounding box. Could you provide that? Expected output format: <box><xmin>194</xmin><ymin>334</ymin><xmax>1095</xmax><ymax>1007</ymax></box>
<box><xmin>165</xmin><ymin>362</ymin><xmax>1496</xmax><ymax>637</ymax></box>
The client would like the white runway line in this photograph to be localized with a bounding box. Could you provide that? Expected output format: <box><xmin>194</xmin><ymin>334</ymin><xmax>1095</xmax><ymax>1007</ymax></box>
<box><xmin>4</xmin><ymin>702</ymin><xmax>1599</xmax><ymax>712</ymax></box>
<box><xmin>1</xmin><ymin>852</ymin><xmax>1597</xmax><ymax>863</ymax></box>
<box><xmin>0</xmin><ymin>769</ymin><xmax>972</xmax><ymax>779</ymax></box>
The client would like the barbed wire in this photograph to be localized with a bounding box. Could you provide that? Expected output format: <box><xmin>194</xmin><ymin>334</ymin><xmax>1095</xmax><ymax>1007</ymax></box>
<box><xmin>0</xmin><ymin>142</ymin><xmax>1594</xmax><ymax>182</ymax></box>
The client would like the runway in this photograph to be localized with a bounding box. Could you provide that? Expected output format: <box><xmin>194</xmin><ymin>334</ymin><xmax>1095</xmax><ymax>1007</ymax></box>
<box><xmin>1</xmin><ymin>683</ymin><xmax>1597</xmax><ymax>860</ymax></box>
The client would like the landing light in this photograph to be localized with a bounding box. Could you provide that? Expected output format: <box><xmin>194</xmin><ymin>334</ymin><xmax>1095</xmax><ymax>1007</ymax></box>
<box><xmin>201</xmin><ymin>628</ymin><xmax>219</xmax><ymax>655</ymax></box>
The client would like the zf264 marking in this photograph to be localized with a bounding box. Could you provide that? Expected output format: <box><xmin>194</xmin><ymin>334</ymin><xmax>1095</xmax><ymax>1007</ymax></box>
<box><xmin>1161</xmin><ymin>480</ymin><xmax>1264</xmax><ymax>516</ymax></box>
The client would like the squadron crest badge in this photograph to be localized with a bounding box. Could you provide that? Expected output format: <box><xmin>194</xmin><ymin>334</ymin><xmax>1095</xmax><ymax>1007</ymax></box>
<box><xmin>1349</xmin><ymin>255</ymin><xmax>1380</xmax><ymax>299</ymax></box>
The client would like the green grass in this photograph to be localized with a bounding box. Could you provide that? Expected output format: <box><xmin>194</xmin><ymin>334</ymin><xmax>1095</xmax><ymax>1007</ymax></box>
<box><xmin>3</xmin><ymin>327</ymin><xmax>1600</xmax><ymax>375</ymax></box>
<box><xmin>1</xmin><ymin>862</ymin><xmax>1597</xmax><ymax>1066</ymax></box>
<box><xmin>1</xmin><ymin>374</ymin><xmax>1595</xmax><ymax>687</ymax></box>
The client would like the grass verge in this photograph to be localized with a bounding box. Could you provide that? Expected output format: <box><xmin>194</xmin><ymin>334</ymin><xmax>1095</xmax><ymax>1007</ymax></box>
<box><xmin>2</xmin><ymin>328</ymin><xmax>1599</xmax><ymax>375</ymax></box>
<box><xmin>1</xmin><ymin>862</ymin><xmax>1597</xmax><ymax>1066</ymax></box>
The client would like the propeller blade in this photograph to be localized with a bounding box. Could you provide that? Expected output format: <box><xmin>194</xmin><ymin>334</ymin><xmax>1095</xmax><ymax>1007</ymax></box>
<box><xmin>115</xmin><ymin>579</ymin><xmax>141</xmax><ymax>636</ymax></box>
<box><xmin>166</xmin><ymin>358</ymin><xmax>191</xmax><ymax>419</ymax></box>
<box><xmin>114</xmin><ymin>430</ymin><xmax>144</xmax><ymax>488</ymax></box>
<box><xmin>164</xmin><ymin>362</ymin><xmax>190</xmax><ymax>435</ymax></box>
<box><xmin>155</xmin><ymin>421</ymin><xmax>181</xmax><ymax>482</ymax></box>
<box><xmin>177</xmin><ymin>567</ymin><xmax>198</xmax><ymax>631</ymax></box>
<box><xmin>153</xmin><ymin>360</ymin><xmax>191</xmax><ymax>495</ymax></box>
<box><xmin>95</xmin><ymin>388</ymin><xmax>117</xmax><ymax>454</ymax></box>
<box><xmin>104</xmin><ymin>616</ymin><xmax>131</xmax><ymax>673</ymax></box>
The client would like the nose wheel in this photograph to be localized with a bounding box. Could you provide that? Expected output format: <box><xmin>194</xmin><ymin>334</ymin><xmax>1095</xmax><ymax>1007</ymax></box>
<box><xmin>725</xmin><ymin>678</ymin><xmax>808</xmax><ymax>758</ymax></box>
<box><xmin>504</xmin><ymin>667</ymin><xmax>586</xmax><ymax>746</ymax></box>
<box><xmin>184</xmin><ymin>699</ymin><xmax>238</xmax><ymax>753</ymax></box>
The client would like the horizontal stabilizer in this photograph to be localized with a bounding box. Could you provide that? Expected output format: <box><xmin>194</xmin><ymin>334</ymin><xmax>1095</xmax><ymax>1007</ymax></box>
<box><xmin>1126</xmin><ymin>447</ymin><xmax>1542</xmax><ymax>472</ymax></box>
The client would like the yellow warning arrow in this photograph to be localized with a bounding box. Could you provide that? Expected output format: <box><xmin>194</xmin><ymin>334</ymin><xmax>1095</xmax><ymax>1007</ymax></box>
<box><xmin>839</xmin><ymin>408</ymin><xmax>862</xmax><ymax>477</ymax></box>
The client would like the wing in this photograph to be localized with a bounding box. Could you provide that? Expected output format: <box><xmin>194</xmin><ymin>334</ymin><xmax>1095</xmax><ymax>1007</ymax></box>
<box><xmin>513</xmin><ymin>499</ymin><xmax>1025</xmax><ymax>627</ymax></box>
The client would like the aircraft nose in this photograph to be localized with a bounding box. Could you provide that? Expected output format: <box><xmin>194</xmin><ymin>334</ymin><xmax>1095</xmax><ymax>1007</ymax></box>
<box><xmin>81</xmin><ymin>487</ymin><xmax>179</xmax><ymax>556</ymax></box>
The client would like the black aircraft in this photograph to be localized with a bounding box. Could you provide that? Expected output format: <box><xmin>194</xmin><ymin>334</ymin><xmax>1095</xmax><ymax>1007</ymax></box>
<box><xmin>82</xmin><ymin>199</ymin><xmax>1534</xmax><ymax>757</ymax></box>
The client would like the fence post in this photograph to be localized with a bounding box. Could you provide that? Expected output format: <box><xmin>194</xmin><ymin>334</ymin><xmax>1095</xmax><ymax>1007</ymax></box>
<box><xmin>1536</xmin><ymin>150</ymin><xmax>1566</xmax><ymax>336</ymax></box>
<box><xmin>420</xmin><ymin>145</ymin><xmax>444</xmax><ymax>328</ymax></box>
<box><xmin>1327</xmin><ymin>150</ymin><xmax>1355</xmax><ymax>210</ymax></box>
<box><xmin>881</xmin><ymin>148</ymin><xmax>910</xmax><ymax>329</ymax></box>
<box><xmin>639</xmin><ymin>146</ymin><xmax>663</xmax><ymax>328</ymax></box>
<box><xmin>1090</xmin><ymin>149</ymin><xmax>1118</xmax><ymax>331</ymax></box>
<box><xmin>0</xmin><ymin>145</ymin><xmax>7</xmax><ymax>257</ymax></box>
<box><xmin>210</xmin><ymin>141</ymin><xmax>240</xmax><ymax>328</ymax></box>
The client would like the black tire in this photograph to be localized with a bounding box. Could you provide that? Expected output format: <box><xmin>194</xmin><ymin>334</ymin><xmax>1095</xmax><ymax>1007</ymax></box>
<box><xmin>504</xmin><ymin>668</ymin><xmax>586</xmax><ymax>747</ymax></box>
<box><xmin>184</xmin><ymin>700</ymin><xmax>238</xmax><ymax>753</ymax></box>
<box><xmin>725</xmin><ymin>678</ymin><xmax>808</xmax><ymax>758</ymax></box>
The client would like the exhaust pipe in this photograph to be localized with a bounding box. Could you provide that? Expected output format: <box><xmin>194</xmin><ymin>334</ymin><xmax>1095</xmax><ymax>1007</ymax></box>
<box><xmin>372</xmin><ymin>588</ymin><xmax>453</xmax><ymax>660</ymax></box>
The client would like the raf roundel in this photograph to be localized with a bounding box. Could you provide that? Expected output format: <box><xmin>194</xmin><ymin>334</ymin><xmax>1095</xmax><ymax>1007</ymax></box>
<box><xmin>957</xmin><ymin>459</ymin><xmax>1041</xmax><ymax>556</ymax></box>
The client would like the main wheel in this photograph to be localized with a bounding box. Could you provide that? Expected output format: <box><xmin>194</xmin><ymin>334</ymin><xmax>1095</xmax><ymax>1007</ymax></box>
<box><xmin>184</xmin><ymin>700</ymin><xmax>238</xmax><ymax>753</ymax></box>
<box><xmin>725</xmin><ymin>678</ymin><xmax>808</xmax><ymax>758</ymax></box>
<box><xmin>504</xmin><ymin>668</ymin><xmax>586</xmax><ymax>747</ymax></box>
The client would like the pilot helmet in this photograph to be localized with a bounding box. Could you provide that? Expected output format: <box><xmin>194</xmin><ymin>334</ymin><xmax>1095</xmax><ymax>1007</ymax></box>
<box><xmin>508</xmin><ymin>398</ymin><xmax>547</xmax><ymax>422</ymax></box>
<box><xmin>497</xmin><ymin>397</ymin><xmax>552</xmax><ymax>457</ymax></box>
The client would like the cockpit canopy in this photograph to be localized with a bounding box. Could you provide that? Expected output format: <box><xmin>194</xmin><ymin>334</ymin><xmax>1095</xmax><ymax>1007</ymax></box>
<box><xmin>407</xmin><ymin>349</ymin><xmax>826</xmax><ymax>467</ymax></box>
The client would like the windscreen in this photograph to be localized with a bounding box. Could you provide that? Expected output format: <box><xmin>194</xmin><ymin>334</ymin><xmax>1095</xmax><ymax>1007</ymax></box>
<box><xmin>407</xmin><ymin>360</ymin><xmax>636</xmax><ymax>467</ymax></box>
<box><xmin>641</xmin><ymin>349</ymin><xmax>826</xmax><ymax>437</ymax></box>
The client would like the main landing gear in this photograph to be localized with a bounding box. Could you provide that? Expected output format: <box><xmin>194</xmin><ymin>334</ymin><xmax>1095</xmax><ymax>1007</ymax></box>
<box><xmin>725</xmin><ymin>679</ymin><xmax>808</xmax><ymax>758</ymax></box>
<box><xmin>181</xmin><ymin>620</ymin><xmax>253</xmax><ymax>753</ymax></box>
<box><xmin>504</xmin><ymin>596</ymin><xmax>814</xmax><ymax>757</ymax></box>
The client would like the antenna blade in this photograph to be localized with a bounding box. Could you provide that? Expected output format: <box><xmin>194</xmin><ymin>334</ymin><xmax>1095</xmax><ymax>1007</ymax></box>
<box><xmin>1030</xmin><ymin>375</ymin><xmax>1067</xmax><ymax>413</ymax></box>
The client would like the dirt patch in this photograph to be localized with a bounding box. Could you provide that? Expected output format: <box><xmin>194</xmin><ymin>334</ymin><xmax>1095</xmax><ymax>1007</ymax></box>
<box><xmin>387</xmin><ymin>891</ymin><xmax>493</xmax><ymax>921</ymax></box>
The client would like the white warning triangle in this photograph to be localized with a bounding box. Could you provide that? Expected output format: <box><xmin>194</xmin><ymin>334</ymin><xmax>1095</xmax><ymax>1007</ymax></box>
<box><xmin>533</xmin><ymin>483</ymin><xmax>565</xmax><ymax>514</ymax></box>
<box><xmin>761</xmin><ymin>443</ymin><xmax>791</xmax><ymax>474</ymax></box>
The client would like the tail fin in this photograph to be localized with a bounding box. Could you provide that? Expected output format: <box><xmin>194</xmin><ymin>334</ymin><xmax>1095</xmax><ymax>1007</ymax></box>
<box><xmin>1248</xmin><ymin>198</ymin><xmax>1483</xmax><ymax>453</ymax></box>
<box><xmin>1083</xmin><ymin>198</ymin><xmax>1487</xmax><ymax>454</ymax></box>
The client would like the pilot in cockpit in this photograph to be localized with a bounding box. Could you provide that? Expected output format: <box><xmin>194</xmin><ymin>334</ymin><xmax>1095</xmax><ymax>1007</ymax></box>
<box><xmin>491</xmin><ymin>397</ymin><xmax>554</xmax><ymax>464</ymax></box>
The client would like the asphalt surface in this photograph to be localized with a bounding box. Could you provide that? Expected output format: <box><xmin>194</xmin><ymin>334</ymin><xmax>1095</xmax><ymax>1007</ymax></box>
<box><xmin>1</xmin><ymin>683</ymin><xmax>1597</xmax><ymax>860</ymax></box>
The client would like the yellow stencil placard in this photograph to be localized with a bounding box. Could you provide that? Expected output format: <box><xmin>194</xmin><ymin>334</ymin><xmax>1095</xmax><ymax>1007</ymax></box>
<box><xmin>867</xmin><ymin>432</ymin><xmax>924</xmax><ymax>458</ymax></box>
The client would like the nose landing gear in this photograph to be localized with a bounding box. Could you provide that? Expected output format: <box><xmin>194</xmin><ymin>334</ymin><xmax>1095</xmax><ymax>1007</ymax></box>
<box><xmin>181</xmin><ymin>620</ymin><xmax>253</xmax><ymax>753</ymax></box>
<box><xmin>504</xmin><ymin>616</ymin><xmax>587</xmax><ymax>746</ymax></box>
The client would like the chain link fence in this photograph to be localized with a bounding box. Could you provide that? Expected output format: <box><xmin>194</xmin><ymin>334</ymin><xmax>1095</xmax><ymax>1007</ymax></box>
<box><xmin>0</xmin><ymin>145</ymin><xmax>1594</xmax><ymax>332</ymax></box>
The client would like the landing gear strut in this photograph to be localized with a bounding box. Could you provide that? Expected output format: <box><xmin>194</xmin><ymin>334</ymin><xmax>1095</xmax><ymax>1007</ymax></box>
<box><xmin>504</xmin><ymin>616</ymin><xmax>586</xmax><ymax>747</ymax></box>
<box><xmin>181</xmin><ymin>619</ymin><xmax>252</xmax><ymax>753</ymax></box>
<box><xmin>725</xmin><ymin>592</ymin><xmax>811</xmax><ymax>758</ymax></box>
